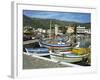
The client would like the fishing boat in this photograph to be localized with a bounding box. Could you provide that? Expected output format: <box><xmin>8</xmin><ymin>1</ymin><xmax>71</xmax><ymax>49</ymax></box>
<box><xmin>25</xmin><ymin>47</ymin><xmax>50</xmax><ymax>56</ymax></box>
<box><xmin>49</xmin><ymin>50</ymin><xmax>89</xmax><ymax>63</ymax></box>
<box><xmin>39</xmin><ymin>20</ymin><xmax>72</xmax><ymax>49</ymax></box>
<box><xmin>39</xmin><ymin>38</ymin><xmax>72</xmax><ymax>50</ymax></box>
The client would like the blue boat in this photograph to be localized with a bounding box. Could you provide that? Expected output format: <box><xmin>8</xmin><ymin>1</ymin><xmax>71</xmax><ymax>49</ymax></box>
<box><xmin>39</xmin><ymin>38</ymin><xmax>72</xmax><ymax>49</ymax></box>
<box><xmin>25</xmin><ymin>47</ymin><xmax>50</xmax><ymax>56</ymax></box>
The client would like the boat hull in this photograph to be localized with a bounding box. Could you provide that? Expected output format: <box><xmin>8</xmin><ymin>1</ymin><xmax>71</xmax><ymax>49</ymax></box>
<box><xmin>50</xmin><ymin>54</ymin><xmax>82</xmax><ymax>63</ymax></box>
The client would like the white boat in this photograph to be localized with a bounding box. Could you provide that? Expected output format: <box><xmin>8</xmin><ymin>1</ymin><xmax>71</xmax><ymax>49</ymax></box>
<box><xmin>49</xmin><ymin>50</ymin><xmax>88</xmax><ymax>63</ymax></box>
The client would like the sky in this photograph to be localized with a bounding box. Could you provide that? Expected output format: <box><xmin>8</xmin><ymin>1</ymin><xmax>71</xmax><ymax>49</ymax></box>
<box><xmin>23</xmin><ymin>10</ymin><xmax>91</xmax><ymax>23</ymax></box>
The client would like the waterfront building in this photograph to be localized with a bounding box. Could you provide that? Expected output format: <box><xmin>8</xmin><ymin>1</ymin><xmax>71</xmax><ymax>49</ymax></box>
<box><xmin>76</xmin><ymin>25</ymin><xmax>91</xmax><ymax>34</ymax></box>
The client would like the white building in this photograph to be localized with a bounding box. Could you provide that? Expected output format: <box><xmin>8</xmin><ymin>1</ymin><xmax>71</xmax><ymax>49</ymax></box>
<box><xmin>76</xmin><ymin>25</ymin><xmax>90</xmax><ymax>34</ymax></box>
<box><xmin>54</xmin><ymin>24</ymin><xmax>63</xmax><ymax>35</ymax></box>
<box><xmin>42</xmin><ymin>29</ymin><xmax>46</xmax><ymax>33</ymax></box>
<box><xmin>37</xmin><ymin>28</ymin><xmax>43</xmax><ymax>33</ymax></box>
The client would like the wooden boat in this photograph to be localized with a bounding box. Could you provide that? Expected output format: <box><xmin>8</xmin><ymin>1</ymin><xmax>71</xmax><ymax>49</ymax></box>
<box><xmin>25</xmin><ymin>47</ymin><xmax>50</xmax><ymax>56</ymax></box>
<box><xmin>49</xmin><ymin>50</ymin><xmax>89</xmax><ymax>63</ymax></box>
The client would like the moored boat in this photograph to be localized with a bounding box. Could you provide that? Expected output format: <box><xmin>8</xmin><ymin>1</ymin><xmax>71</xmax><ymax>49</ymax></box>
<box><xmin>49</xmin><ymin>50</ymin><xmax>89</xmax><ymax>63</ymax></box>
<box><xmin>25</xmin><ymin>47</ymin><xmax>50</xmax><ymax>56</ymax></box>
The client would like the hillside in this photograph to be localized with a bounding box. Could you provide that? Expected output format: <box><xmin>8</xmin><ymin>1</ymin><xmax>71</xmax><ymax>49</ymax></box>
<box><xmin>23</xmin><ymin>15</ymin><xmax>91</xmax><ymax>29</ymax></box>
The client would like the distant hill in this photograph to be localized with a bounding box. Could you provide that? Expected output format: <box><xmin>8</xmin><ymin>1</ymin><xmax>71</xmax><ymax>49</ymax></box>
<box><xmin>23</xmin><ymin>15</ymin><xmax>33</xmax><ymax>26</ymax></box>
<box><xmin>23</xmin><ymin>15</ymin><xmax>91</xmax><ymax>29</ymax></box>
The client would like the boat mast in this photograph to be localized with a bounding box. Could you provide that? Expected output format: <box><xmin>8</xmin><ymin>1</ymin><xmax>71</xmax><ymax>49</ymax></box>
<box><xmin>49</xmin><ymin>20</ymin><xmax>52</xmax><ymax>38</ymax></box>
